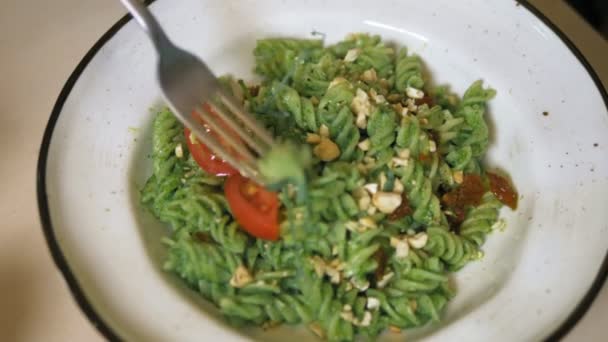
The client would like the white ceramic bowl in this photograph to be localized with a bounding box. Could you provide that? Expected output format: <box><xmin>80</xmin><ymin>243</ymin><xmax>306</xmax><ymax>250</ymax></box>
<box><xmin>38</xmin><ymin>0</ymin><xmax>608</xmax><ymax>341</ymax></box>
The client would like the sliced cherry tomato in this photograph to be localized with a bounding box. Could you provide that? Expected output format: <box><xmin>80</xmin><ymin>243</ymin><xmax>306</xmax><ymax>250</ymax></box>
<box><xmin>184</xmin><ymin>126</ymin><xmax>239</xmax><ymax>176</ymax></box>
<box><xmin>183</xmin><ymin>104</ymin><xmax>241</xmax><ymax>176</ymax></box>
<box><xmin>224</xmin><ymin>174</ymin><xmax>280</xmax><ymax>240</ymax></box>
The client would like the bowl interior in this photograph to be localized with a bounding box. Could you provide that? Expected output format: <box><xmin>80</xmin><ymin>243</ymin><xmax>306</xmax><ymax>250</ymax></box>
<box><xmin>41</xmin><ymin>0</ymin><xmax>608</xmax><ymax>341</ymax></box>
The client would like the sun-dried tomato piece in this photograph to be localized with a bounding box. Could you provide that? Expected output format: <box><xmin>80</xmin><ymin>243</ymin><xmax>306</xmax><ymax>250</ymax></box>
<box><xmin>487</xmin><ymin>172</ymin><xmax>518</xmax><ymax>209</ymax></box>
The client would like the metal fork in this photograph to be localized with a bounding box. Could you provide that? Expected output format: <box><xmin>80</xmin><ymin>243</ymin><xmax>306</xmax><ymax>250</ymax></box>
<box><xmin>120</xmin><ymin>0</ymin><xmax>274</xmax><ymax>184</ymax></box>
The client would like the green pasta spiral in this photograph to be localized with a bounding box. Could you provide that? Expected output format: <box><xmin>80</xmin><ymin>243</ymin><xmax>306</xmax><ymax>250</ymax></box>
<box><xmin>292</xmin><ymin>53</ymin><xmax>340</xmax><ymax>97</ymax></box>
<box><xmin>394</xmin><ymin>47</ymin><xmax>424</xmax><ymax>91</ymax></box>
<box><xmin>254</xmin><ymin>38</ymin><xmax>323</xmax><ymax>81</ymax></box>
<box><xmin>459</xmin><ymin>192</ymin><xmax>503</xmax><ymax>246</ymax></box>
<box><xmin>436</xmin><ymin>109</ymin><xmax>465</xmax><ymax>147</ymax></box>
<box><xmin>164</xmin><ymin>230</ymin><xmax>237</xmax><ymax>289</ymax></box>
<box><xmin>319</xmin><ymin>106</ymin><xmax>361</xmax><ymax>161</ymax></box>
<box><xmin>367</xmin><ymin>106</ymin><xmax>397</xmax><ymax>155</ymax></box>
<box><xmin>151</xmin><ymin>108</ymin><xmax>185</xmax><ymax>180</ymax></box>
<box><xmin>395</xmin><ymin>115</ymin><xmax>433</xmax><ymax>157</ymax></box>
<box><xmin>446</xmin><ymin>81</ymin><xmax>496</xmax><ymax>170</ymax></box>
<box><xmin>424</xmin><ymin>226</ymin><xmax>480</xmax><ymax>271</ymax></box>
<box><xmin>346</xmin><ymin>44</ymin><xmax>395</xmax><ymax>79</ymax></box>
<box><xmin>394</xmin><ymin>159</ymin><xmax>444</xmax><ymax>226</ymax></box>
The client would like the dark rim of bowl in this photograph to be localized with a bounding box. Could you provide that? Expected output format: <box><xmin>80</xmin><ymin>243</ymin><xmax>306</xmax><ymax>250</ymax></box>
<box><xmin>36</xmin><ymin>1</ymin><xmax>608</xmax><ymax>341</ymax></box>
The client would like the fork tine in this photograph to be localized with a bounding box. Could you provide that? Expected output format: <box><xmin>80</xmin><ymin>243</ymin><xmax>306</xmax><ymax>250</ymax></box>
<box><xmin>174</xmin><ymin>109</ymin><xmax>264</xmax><ymax>184</ymax></box>
<box><xmin>217</xmin><ymin>92</ymin><xmax>274</xmax><ymax>148</ymax></box>
<box><xmin>193</xmin><ymin>104</ymin><xmax>258</xmax><ymax>167</ymax></box>
<box><xmin>205</xmin><ymin>102</ymin><xmax>266</xmax><ymax>156</ymax></box>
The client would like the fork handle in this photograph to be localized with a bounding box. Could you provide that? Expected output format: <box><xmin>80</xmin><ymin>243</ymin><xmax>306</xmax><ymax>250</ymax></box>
<box><xmin>120</xmin><ymin>0</ymin><xmax>173</xmax><ymax>52</ymax></box>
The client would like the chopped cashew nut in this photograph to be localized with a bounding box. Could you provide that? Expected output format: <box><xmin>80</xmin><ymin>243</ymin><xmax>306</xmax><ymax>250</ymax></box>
<box><xmin>175</xmin><ymin>143</ymin><xmax>184</xmax><ymax>158</ymax></box>
<box><xmin>328</xmin><ymin>77</ymin><xmax>348</xmax><ymax>89</ymax></box>
<box><xmin>361</xmin><ymin>69</ymin><xmax>377</xmax><ymax>82</ymax></box>
<box><xmin>342</xmin><ymin>309</ymin><xmax>372</xmax><ymax>327</ymax></box>
<box><xmin>379</xmin><ymin>172</ymin><xmax>388</xmax><ymax>190</ymax></box>
<box><xmin>313</xmin><ymin>138</ymin><xmax>340</xmax><ymax>161</ymax></box>
<box><xmin>358</xmin><ymin>195</ymin><xmax>371</xmax><ymax>211</ymax></box>
<box><xmin>357</xmin><ymin>138</ymin><xmax>371</xmax><ymax>151</ymax></box>
<box><xmin>393</xmin><ymin>179</ymin><xmax>404</xmax><ymax>194</ymax></box>
<box><xmin>352</xmin><ymin>278</ymin><xmax>370</xmax><ymax>292</ymax></box>
<box><xmin>367</xmin><ymin>206</ymin><xmax>378</xmax><ymax>215</ymax></box>
<box><xmin>391</xmin><ymin>237</ymin><xmax>410</xmax><ymax>258</ymax></box>
<box><xmin>428</xmin><ymin>140</ymin><xmax>437</xmax><ymax>153</ymax></box>
<box><xmin>344</xmin><ymin>48</ymin><xmax>361</xmax><ymax>62</ymax></box>
<box><xmin>359</xmin><ymin>311</ymin><xmax>373</xmax><ymax>327</ymax></box>
<box><xmin>351</xmin><ymin>88</ymin><xmax>372</xmax><ymax>117</ymax></box>
<box><xmin>453</xmin><ymin>170</ymin><xmax>464</xmax><ymax>184</ymax></box>
<box><xmin>310</xmin><ymin>256</ymin><xmax>326</xmax><ymax>277</ymax></box>
<box><xmin>363</xmin><ymin>156</ymin><xmax>375</xmax><ymax>164</ymax></box>
<box><xmin>369</xmin><ymin>89</ymin><xmax>386</xmax><ymax>104</ymax></box>
<box><xmin>408</xmin><ymin>232</ymin><xmax>428</xmax><ymax>249</ymax></box>
<box><xmin>310</xmin><ymin>256</ymin><xmax>344</xmax><ymax>283</ymax></box>
<box><xmin>401</xmin><ymin>106</ymin><xmax>409</xmax><ymax>117</ymax></box>
<box><xmin>359</xmin><ymin>216</ymin><xmax>377</xmax><ymax>229</ymax></box>
<box><xmin>373</xmin><ymin>192</ymin><xmax>403</xmax><ymax>214</ymax></box>
<box><xmin>355</xmin><ymin>113</ymin><xmax>367</xmax><ymax>129</ymax></box>
<box><xmin>395</xmin><ymin>241</ymin><xmax>410</xmax><ymax>258</ymax></box>
<box><xmin>406</xmin><ymin>87</ymin><xmax>424</xmax><ymax>99</ymax></box>
<box><xmin>229</xmin><ymin>265</ymin><xmax>253</xmax><ymax>288</ymax></box>
<box><xmin>377</xmin><ymin>272</ymin><xmax>394</xmax><ymax>288</ymax></box>
<box><xmin>306</xmin><ymin>133</ymin><xmax>321</xmax><ymax>144</ymax></box>
<box><xmin>329</xmin><ymin>258</ymin><xmax>344</xmax><ymax>270</ymax></box>
<box><xmin>398</xmin><ymin>148</ymin><xmax>411</xmax><ymax>159</ymax></box>
<box><xmin>345</xmin><ymin>221</ymin><xmax>359</xmax><ymax>232</ymax></box>
<box><xmin>319</xmin><ymin>124</ymin><xmax>330</xmax><ymax>138</ymax></box>
<box><xmin>326</xmin><ymin>267</ymin><xmax>341</xmax><ymax>284</ymax></box>
<box><xmin>340</xmin><ymin>310</ymin><xmax>354</xmax><ymax>322</ymax></box>
<box><xmin>364</xmin><ymin>183</ymin><xmax>379</xmax><ymax>194</ymax></box>
<box><xmin>405</xmin><ymin>98</ymin><xmax>418</xmax><ymax>113</ymax></box>
<box><xmin>392</xmin><ymin>157</ymin><xmax>409</xmax><ymax>167</ymax></box>
<box><xmin>367</xmin><ymin>297</ymin><xmax>381</xmax><ymax>310</ymax></box>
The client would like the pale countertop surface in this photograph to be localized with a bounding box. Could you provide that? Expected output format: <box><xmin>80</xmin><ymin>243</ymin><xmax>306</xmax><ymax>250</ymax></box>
<box><xmin>1</xmin><ymin>0</ymin><xmax>606</xmax><ymax>341</ymax></box>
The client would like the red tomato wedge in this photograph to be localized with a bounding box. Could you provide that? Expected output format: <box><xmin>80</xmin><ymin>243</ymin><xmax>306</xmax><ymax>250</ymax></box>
<box><xmin>183</xmin><ymin>104</ymin><xmax>240</xmax><ymax>176</ymax></box>
<box><xmin>224</xmin><ymin>174</ymin><xmax>280</xmax><ymax>240</ymax></box>
<box><xmin>184</xmin><ymin>126</ymin><xmax>239</xmax><ymax>176</ymax></box>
